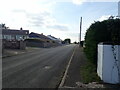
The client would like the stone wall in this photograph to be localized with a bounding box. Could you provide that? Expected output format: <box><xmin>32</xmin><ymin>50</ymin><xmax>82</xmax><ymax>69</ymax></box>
<box><xmin>26</xmin><ymin>41</ymin><xmax>44</xmax><ymax>48</ymax></box>
<box><xmin>26</xmin><ymin>40</ymin><xmax>60</xmax><ymax>48</ymax></box>
<box><xmin>3</xmin><ymin>40</ymin><xmax>26</xmax><ymax>50</ymax></box>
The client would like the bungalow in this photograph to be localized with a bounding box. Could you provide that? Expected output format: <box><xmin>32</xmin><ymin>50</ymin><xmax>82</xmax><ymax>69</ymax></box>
<box><xmin>2</xmin><ymin>28</ymin><xmax>29</xmax><ymax>49</ymax></box>
<box><xmin>29</xmin><ymin>32</ymin><xmax>52</xmax><ymax>42</ymax></box>
<box><xmin>26</xmin><ymin>32</ymin><xmax>60</xmax><ymax>48</ymax></box>
<box><xmin>47</xmin><ymin>35</ymin><xmax>62</xmax><ymax>45</ymax></box>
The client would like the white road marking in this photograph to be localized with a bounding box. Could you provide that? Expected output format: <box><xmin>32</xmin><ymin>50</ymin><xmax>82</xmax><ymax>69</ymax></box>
<box><xmin>58</xmin><ymin>45</ymin><xmax>77</xmax><ymax>88</ymax></box>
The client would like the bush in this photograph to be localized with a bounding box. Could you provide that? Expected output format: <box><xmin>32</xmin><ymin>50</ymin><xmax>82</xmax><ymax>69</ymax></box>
<box><xmin>84</xmin><ymin>18</ymin><xmax>120</xmax><ymax>66</ymax></box>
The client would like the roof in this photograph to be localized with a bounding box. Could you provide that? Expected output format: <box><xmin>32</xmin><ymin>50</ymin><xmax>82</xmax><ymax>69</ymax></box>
<box><xmin>47</xmin><ymin>35</ymin><xmax>57</xmax><ymax>41</ymax></box>
<box><xmin>29</xmin><ymin>32</ymin><xmax>52</xmax><ymax>40</ymax></box>
<box><xmin>2</xmin><ymin>29</ymin><xmax>29</xmax><ymax>35</ymax></box>
<box><xmin>47</xmin><ymin>35</ymin><xmax>62</xmax><ymax>42</ymax></box>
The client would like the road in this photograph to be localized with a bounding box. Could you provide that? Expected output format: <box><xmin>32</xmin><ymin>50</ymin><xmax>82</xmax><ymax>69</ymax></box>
<box><xmin>2</xmin><ymin>44</ymin><xmax>76</xmax><ymax>88</ymax></box>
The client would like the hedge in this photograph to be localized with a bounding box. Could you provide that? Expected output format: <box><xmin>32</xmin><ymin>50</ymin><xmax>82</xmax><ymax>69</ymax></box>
<box><xmin>84</xmin><ymin>18</ymin><xmax>120</xmax><ymax>66</ymax></box>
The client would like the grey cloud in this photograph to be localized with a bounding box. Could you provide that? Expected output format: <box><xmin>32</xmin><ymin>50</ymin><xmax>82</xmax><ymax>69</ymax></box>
<box><xmin>28</xmin><ymin>15</ymin><xmax>45</xmax><ymax>26</ymax></box>
<box><xmin>12</xmin><ymin>9</ymin><xmax>51</xmax><ymax>27</ymax></box>
<box><xmin>28</xmin><ymin>20</ymin><xmax>45</xmax><ymax>26</ymax></box>
<box><xmin>27</xmin><ymin>12</ymin><xmax>50</xmax><ymax>27</ymax></box>
<box><xmin>69</xmin><ymin>33</ymin><xmax>79</xmax><ymax>36</ymax></box>
<box><xmin>12</xmin><ymin>9</ymin><xmax>69</xmax><ymax>31</ymax></box>
<box><xmin>26</xmin><ymin>12</ymin><xmax>69</xmax><ymax>31</ymax></box>
<box><xmin>47</xmin><ymin>24</ymin><xmax>69</xmax><ymax>31</ymax></box>
<box><xmin>12</xmin><ymin>9</ymin><xmax>26</xmax><ymax>13</ymax></box>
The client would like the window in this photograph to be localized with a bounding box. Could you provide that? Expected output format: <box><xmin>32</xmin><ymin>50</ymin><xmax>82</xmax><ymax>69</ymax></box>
<box><xmin>0</xmin><ymin>35</ymin><xmax>2</xmax><ymax>39</ymax></box>
<box><xmin>16</xmin><ymin>35</ymin><xmax>23</xmax><ymax>40</ymax></box>
<box><xmin>23</xmin><ymin>35</ymin><xmax>28</xmax><ymax>39</ymax></box>
<box><xmin>47</xmin><ymin>41</ymin><xmax>49</xmax><ymax>43</ymax></box>
<box><xmin>3</xmin><ymin>35</ymin><xmax>11</xmax><ymax>40</ymax></box>
<box><xmin>11</xmin><ymin>35</ymin><xmax>15</xmax><ymax>40</ymax></box>
<box><xmin>25</xmin><ymin>32</ymin><xmax>28</xmax><ymax>34</ymax></box>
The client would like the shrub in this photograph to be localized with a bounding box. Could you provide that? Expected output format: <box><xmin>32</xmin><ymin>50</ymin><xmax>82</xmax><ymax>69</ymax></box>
<box><xmin>84</xmin><ymin>18</ymin><xmax>120</xmax><ymax>66</ymax></box>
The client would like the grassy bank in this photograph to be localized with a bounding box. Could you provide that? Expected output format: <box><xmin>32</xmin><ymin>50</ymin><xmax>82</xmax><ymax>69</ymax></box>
<box><xmin>80</xmin><ymin>61</ymin><xmax>101</xmax><ymax>84</ymax></box>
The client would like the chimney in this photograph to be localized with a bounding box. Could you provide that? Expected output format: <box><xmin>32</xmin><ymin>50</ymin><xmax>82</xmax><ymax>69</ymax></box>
<box><xmin>20</xmin><ymin>27</ymin><xmax>23</xmax><ymax>30</ymax></box>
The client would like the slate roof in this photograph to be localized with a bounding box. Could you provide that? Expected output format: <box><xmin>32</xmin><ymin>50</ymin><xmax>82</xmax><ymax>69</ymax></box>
<box><xmin>2</xmin><ymin>29</ymin><xmax>29</xmax><ymax>35</ymax></box>
<box><xmin>29</xmin><ymin>32</ymin><xmax>52</xmax><ymax>40</ymax></box>
<box><xmin>47</xmin><ymin>35</ymin><xmax>57</xmax><ymax>40</ymax></box>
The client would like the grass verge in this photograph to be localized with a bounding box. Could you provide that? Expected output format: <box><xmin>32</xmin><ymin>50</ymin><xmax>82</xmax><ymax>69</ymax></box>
<box><xmin>80</xmin><ymin>61</ymin><xmax>101</xmax><ymax>84</ymax></box>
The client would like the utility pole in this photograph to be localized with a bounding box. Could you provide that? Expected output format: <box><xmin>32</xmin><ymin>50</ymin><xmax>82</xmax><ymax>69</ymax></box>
<box><xmin>118</xmin><ymin>1</ymin><xmax>120</xmax><ymax>83</ymax></box>
<box><xmin>79</xmin><ymin>17</ymin><xmax>82</xmax><ymax>46</ymax></box>
<box><xmin>118</xmin><ymin>1</ymin><xmax>120</xmax><ymax>17</ymax></box>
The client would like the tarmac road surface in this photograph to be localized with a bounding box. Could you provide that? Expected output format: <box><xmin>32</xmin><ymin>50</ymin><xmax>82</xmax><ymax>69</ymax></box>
<box><xmin>2</xmin><ymin>44</ymin><xmax>76</xmax><ymax>88</ymax></box>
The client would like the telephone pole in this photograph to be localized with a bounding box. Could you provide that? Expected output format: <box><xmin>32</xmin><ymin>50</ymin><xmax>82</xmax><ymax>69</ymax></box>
<box><xmin>79</xmin><ymin>17</ymin><xmax>82</xmax><ymax>46</ymax></box>
<box><xmin>118</xmin><ymin>1</ymin><xmax>120</xmax><ymax>17</ymax></box>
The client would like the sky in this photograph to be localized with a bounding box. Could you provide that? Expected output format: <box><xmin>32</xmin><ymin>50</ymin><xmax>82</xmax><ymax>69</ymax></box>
<box><xmin>0</xmin><ymin>0</ymin><xmax>119</xmax><ymax>42</ymax></box>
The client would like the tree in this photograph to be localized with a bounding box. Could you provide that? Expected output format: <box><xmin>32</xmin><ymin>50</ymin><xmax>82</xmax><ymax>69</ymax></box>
<box><xmin>74</xmin><ymin>41</ymin><xmax>77</xmax><ymax>44</ymax></box>
<box><xmin>64</xmin><ymin>38</ymin><xmax>71</xmax><ymax>44</ymax></box>
<box><xmin>1</xmin><ymin>23</ymin><xmax>9</xmax><ymax>29</ymax></box>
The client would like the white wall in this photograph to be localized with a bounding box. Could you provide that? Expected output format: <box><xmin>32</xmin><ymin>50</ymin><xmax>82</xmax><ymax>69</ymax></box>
<box><xmin>97</xmin><ymin>44</ymin><xmax>103</xmax><ymax>79</ymax></box>
<box><xmin>97</xmin><ymin>44</ymin><xmax>120</xmax><ymax>84</ymax></box>
<box><xmin>0</xmin><ymin>28</ymin><xmax>2</xmax><ymax>89</ymax></box>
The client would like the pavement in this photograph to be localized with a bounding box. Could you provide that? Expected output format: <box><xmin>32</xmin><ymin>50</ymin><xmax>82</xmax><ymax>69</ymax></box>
<box><xmin>59</xmin><ymin>45</ymin><xmax>120</xmax><ymax>89</ymax></box>
<box><xmin>61</xmin><ymin>45</ymin><xmax>86</xmax><ymax>87</ymax></box>
<box><xmin>2</xmin><ymin>44</ymin><xmax>76</xmax><ymax>88</ymax></box>
<box><xmin>2</xmin><ymin>47</ymin><xmax>43</xmax><ymax>58</ymax></box>
<box><xmin>58</xmin><ymin>45</ymin><xmax>89</xmax><ymax>89</ymax></box>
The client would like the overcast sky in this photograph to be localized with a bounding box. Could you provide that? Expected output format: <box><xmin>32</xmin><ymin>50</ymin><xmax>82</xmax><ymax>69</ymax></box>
<box><xmin>0</xmin><ymin>0</ymin><xmax>119</xmax><ymax>42</ymax></box>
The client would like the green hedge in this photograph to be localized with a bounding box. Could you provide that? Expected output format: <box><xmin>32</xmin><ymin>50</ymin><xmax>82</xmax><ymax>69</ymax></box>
<box><xmin>84</xmin><ymin>19</ymin><xmax>120</xmax><ymax>66</ymax></box>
